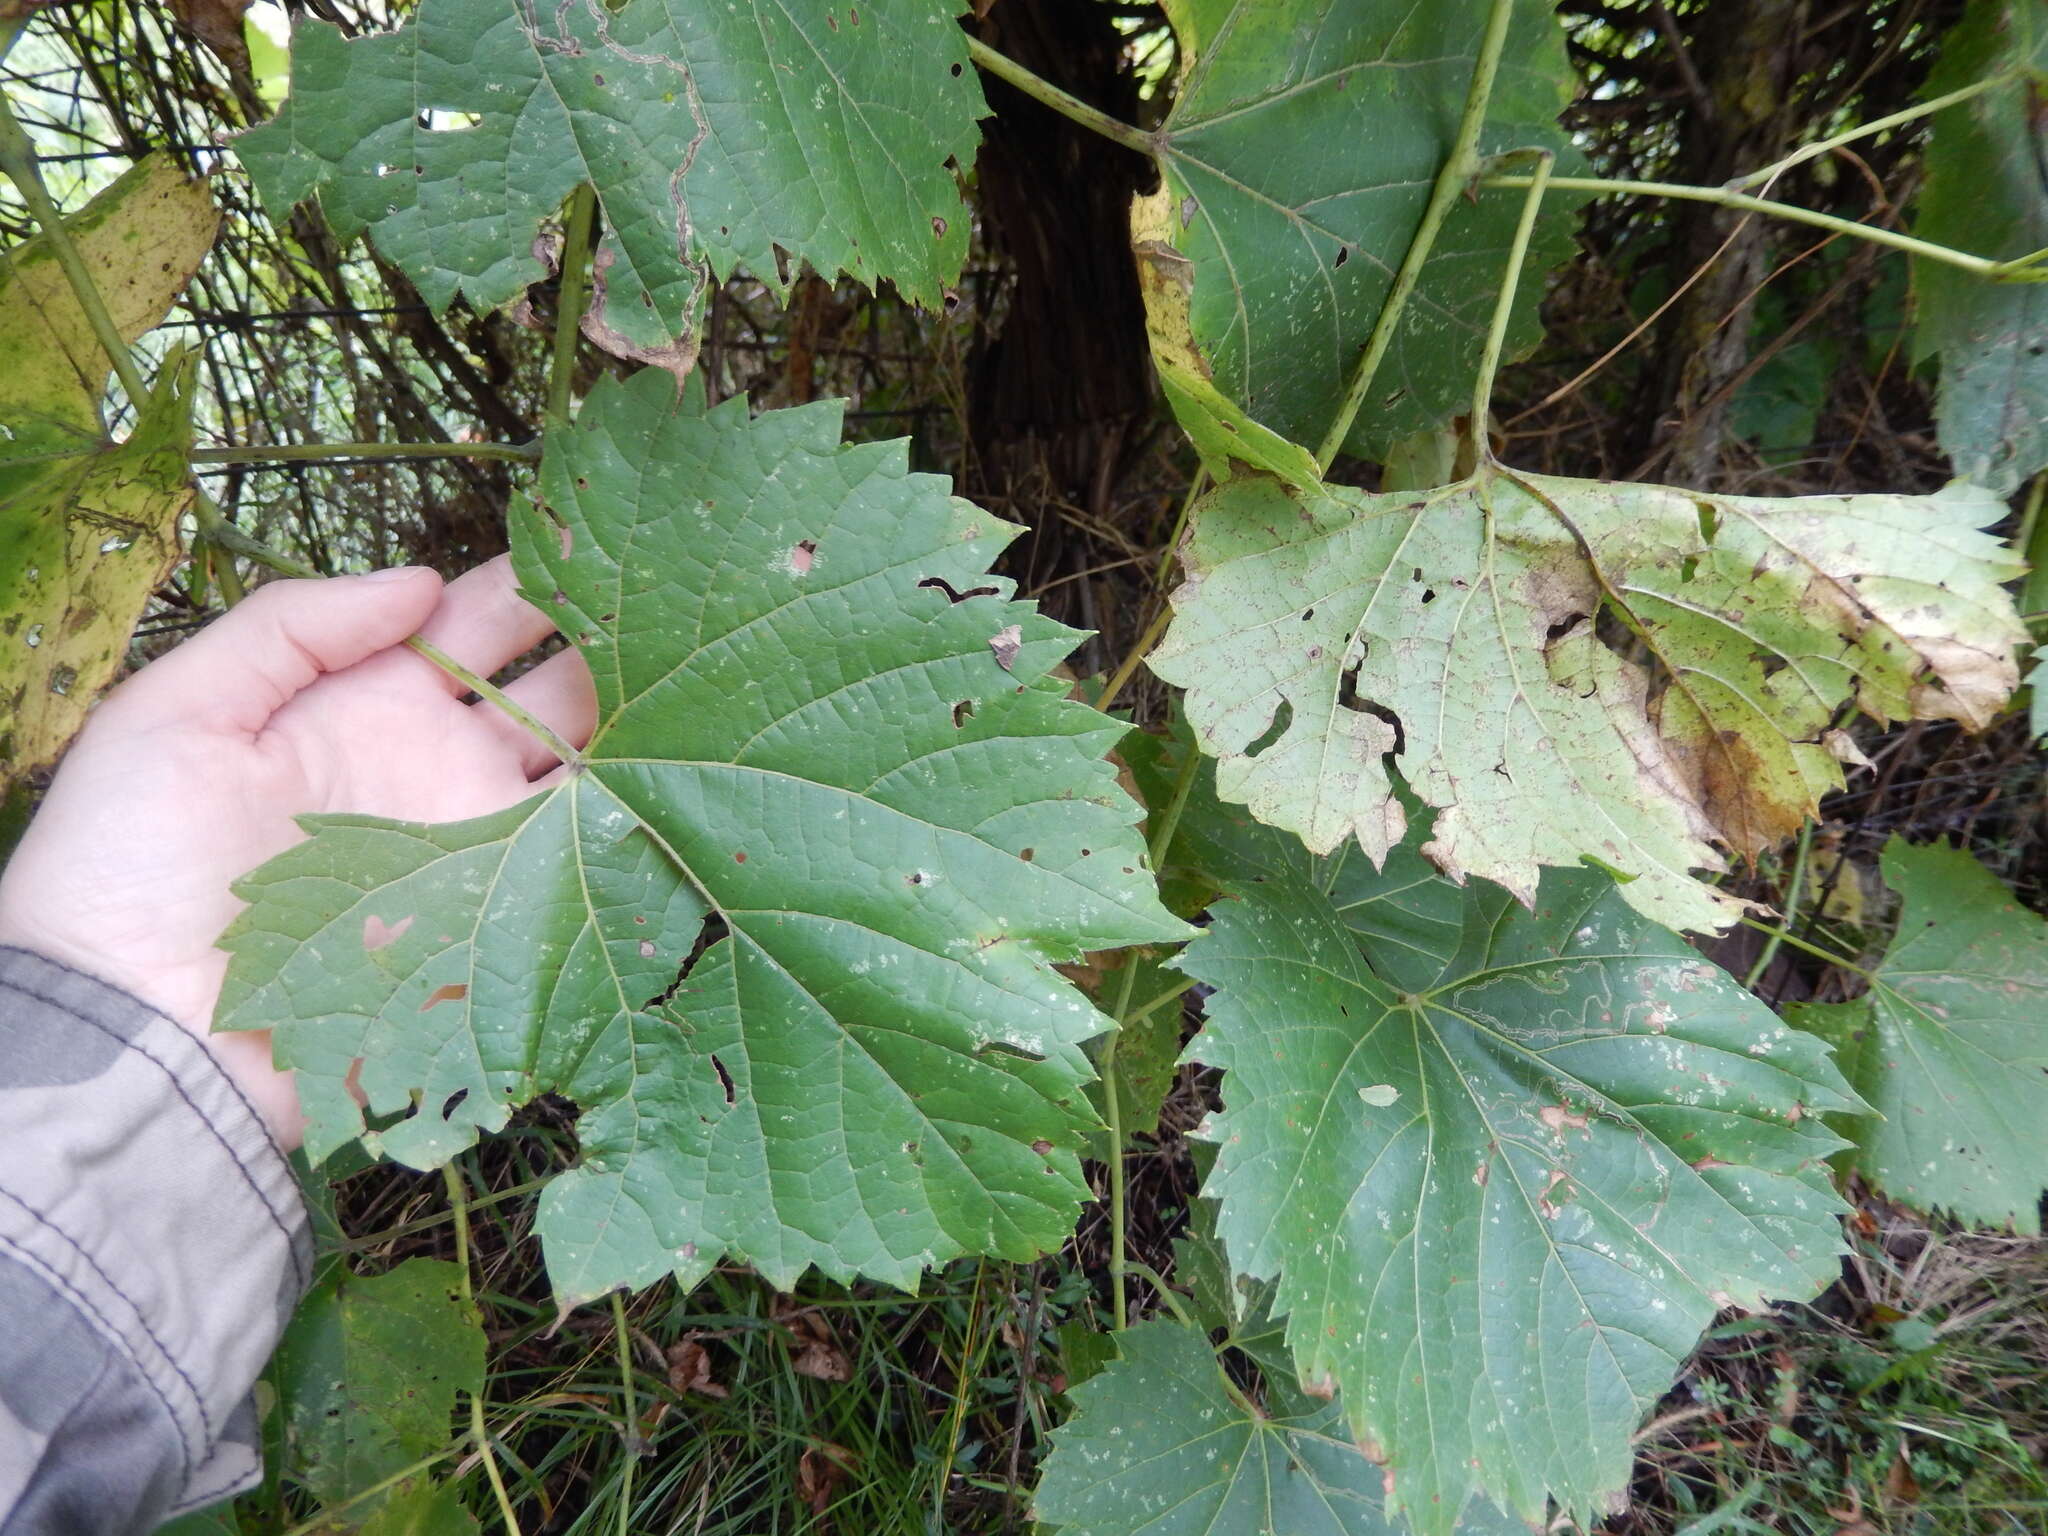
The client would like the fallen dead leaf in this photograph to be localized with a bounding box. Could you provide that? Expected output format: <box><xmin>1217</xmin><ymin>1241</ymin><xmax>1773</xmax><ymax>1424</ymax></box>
<box><xmin>665</xmin><ymin>1336</ymin><xmax>728</xmax><ymax>1399</ymax></box>
<box><xmin>796</xmin><ymin>1440</ymin><xmax>856</xmax><ymax>1516</ymax></box>
<box><xmin>988</xmin><ymin>623</ymin><xmax>1023</xmax><ymax>671</ymax></box>
<box><xmin>774</xmin><ymin>1300</ymin><xmax>852</xmax><ymax>1383</ymax></box>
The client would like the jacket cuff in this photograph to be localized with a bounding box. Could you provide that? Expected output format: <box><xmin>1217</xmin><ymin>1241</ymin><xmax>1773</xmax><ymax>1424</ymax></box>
<box><xmin>0</xmin><ymin>946</ymin><xmax>311</xmax><ymax>1514</ymax></box>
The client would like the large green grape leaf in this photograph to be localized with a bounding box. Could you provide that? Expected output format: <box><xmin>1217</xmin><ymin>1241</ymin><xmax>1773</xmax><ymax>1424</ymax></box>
<box><xmin>1170</xmin><ymin>736</ymin><xmax>1857</xmax><ymax>1535</ymax></box>
<box><xmin>1141</xmin><ymin>0</ymin><xmax>1581</xmax><ymax>462</ymax></box>
<box><xmin>235</xmin><ymin>0</ymin><xmax>984</xmax><ymax>354</ymax></box>
<box><xmin>272</xmin><ymin>1258</ymin><xmax>483</xmax><ymax>1512</ymax></box>
<box><xmin>1911</xmin><ymin>0</ymin><xmax>2048</xmax><ymax>495</ymax></box>
<box><xmin>219</xmin><ymin>373</ymin><xmax>1188</xmax><ymax>1303</ymax></box>
<box><xmin>1791</xmin><ymin>839</ymin><xmax>2048</xmax><ymax>1233</ymax></box>
<box><xmin>1149</xmin><ymin>466</ymin><xmax>2026</xmax><ymax>933</ymax></box>
<box><xmin>0</xmin><ymin>156</ymin><xmax>215</xmax><ymax>789</ymax></box>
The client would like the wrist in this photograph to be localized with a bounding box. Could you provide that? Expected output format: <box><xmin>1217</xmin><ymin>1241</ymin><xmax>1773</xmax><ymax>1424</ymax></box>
<box><xmin>0</xmin><ymin>911</ymin><xmax>303</xmax><ymax>1151</ymax></box>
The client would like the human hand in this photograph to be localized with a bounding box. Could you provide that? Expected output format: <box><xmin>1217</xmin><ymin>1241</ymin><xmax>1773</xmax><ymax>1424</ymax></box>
<box><xmin>0</xmin><ymin>558</ymin><xmax>596</xmax><ymax>1149</ymax></box>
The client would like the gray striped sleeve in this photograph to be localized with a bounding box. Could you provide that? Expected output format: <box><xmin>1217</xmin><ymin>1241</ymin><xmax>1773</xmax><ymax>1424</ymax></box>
<box><xmin>0</xmin><ymin>947</ymin><xmax>311</xmax><ymax>1535</ymax></box>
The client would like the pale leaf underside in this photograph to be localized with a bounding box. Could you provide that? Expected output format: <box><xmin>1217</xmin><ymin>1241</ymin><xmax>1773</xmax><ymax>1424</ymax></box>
<box><xmin>1150</xmin><ymin>467</ymin><xmax>2025</xmax><ymax>932</ymax></box>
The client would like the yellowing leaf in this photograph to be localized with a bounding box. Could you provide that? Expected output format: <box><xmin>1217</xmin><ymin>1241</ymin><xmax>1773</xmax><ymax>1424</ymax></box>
<box><xmin>0</xmin><ymin>155</ymin><xmax>216</xmax><ymax>789</ymax></box>
<box><xmin>1150</xmin><ymin>466</ymin><xmax>2026</xmax><ymax>932</ymax></box>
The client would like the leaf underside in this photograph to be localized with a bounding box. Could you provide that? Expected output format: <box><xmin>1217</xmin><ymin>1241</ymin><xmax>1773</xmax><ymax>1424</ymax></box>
<box><xmin>1149</xmin><ymin>467</ymin><xmax>2026</xmax><ymax>933</ymax></box>
<box><xmin>1911</xmin><ymin>0</ymin><xmax>2048</xmax><ymax>495</ymax></box>
<box><xmin>235</xmin><ymin>0</ymin><xmax>985</xmax><ymax>352</ymax></box>
<box><xmin>1141</xmin><ymin>0</ymin><xmax>1582</xmax><ymax>462</ymax></box>
<box><xmin>1141</xmin><ymin>734</ymin><xmax>1856</xmax><ymax>1535</ymax></box>
<box><xmin>1035</xmin><ymin>1322</ymin><xmax>1416</xmax><ymax>1536</ymax></box>
<box><xmin>1792</xmin><ymin>838</ymin><xmax>2048</xmax><ymax>1233</ymax></box>
<box><xmin>219</xmin><ymin>374</ymin><xmax>1186</xmax><ymax>1303</ymax></box>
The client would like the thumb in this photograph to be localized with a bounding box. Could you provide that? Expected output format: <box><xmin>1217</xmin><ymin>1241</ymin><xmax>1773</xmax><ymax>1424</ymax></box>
<box><xmin>114</xmin><ymin>568</ymin><xmax>445</xmax><ymax>735</ymax></box>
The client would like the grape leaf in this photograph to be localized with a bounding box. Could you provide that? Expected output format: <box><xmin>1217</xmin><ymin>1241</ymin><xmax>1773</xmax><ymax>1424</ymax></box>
<box><xmin>1035</xmin><ymin>1322</ymin><xmax>1399</xmax><ymax>1536</ymax></box>
<box><xmin>218</xmin><ymin>374</ymin><xmax>1188</xmax><ymax>1303</ymax></box>
<box><xmin>235</xmin><ymin>0</ymin><xmax>984</xmax><ymax>354</ymax></box>
<box><xmin>272</xmin><ymin>1258</ymin><xmax>483</xmax><ymax>1511</ymax></box>
<box><xmin>1</xmin><ymin>156</ymin><xmax>215</xmax><ymax>789</ymax></box>
<box><xmin>1911</xmin><ymin>0</ymin><xmax>2048</xmax><ymax>495</ymax></box>
<box><xmin>1790</xmin><ymin>839</ymin><xmax>2048</xmax><ymax>1232</ymax></box>
<box><xmin>1148</xmin><ymin>465</ymin><xmax>2026</xmax><ymax>933</ymax></box>
<box><xmin>1173</xmin><ymin>756</ymin><xmax>1857</xmax><ymax>1535</ymax></box>
<box><xmin>1035</xmin><ymin>1321</ymin><xmax>1529</xmax><ymax>1536</ymax></box>
<box><xmin>1140</xmin><ymin>0</ymin><xmax>1582</xmax><ymax>461</ymax></box>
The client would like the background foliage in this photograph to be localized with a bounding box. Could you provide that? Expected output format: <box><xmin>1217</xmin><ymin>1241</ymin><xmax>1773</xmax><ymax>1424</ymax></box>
<box><xmin>5</xmin><ymin>0</ymin><xmax>2047</xmax><ymax>1533</ymax></box>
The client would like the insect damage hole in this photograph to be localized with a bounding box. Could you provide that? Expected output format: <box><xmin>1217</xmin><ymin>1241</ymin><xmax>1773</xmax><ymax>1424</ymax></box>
<box><xmin>951</xmin><ymin>698</ymin><xmax>975</xmax><ymax>728</ymax></box>
<box><xmin>709</xmin><ymin>1054</ymin><xmax>736</xmax><ymax>1104</ymax></box>
<box><xmin>917</xmin><ymin>575</ymin><xmax>999</xmax><ymax>604</ymax></box>
<box><xmin>1336</xmin><ymin>661</ymin><xmax>1404</xmax><ymax>754</ymax></box>
<box><xmin>1243</xmin><ymin>697</ymin><xmax>1292</xmax><ymax>759</ymax></box>
<box><xmin>644</xmin><ymin>916</ymin><xmax>726</xmax><ymax>1011</ymax></box>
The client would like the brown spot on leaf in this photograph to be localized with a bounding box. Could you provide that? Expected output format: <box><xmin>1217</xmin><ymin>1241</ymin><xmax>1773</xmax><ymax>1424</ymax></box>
<box><xmin>419</xmin><ymin>982</ymin><xmax>468</xmax><ymax>1011</ymax></box>
<box><xmin>1539</xmin><ymin>1104</ymin><xmax>1588</xmax><ymax>1131</ymax></box>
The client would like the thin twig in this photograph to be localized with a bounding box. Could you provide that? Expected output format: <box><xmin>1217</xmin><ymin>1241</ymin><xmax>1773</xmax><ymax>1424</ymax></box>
<box><xmin>1486</xmin><ymin>173</ymin><xmax>2048</xmax><ymax>282</ymax></box>
<box><xmin>443</xmin><ymin>1164</ymin><xmax>524</xmax><ymax>1536</ymax></box>
<box><xmin>193</xmin><ymin>439</ymin><xmax>541</xmax><ymax>466</ymax></box>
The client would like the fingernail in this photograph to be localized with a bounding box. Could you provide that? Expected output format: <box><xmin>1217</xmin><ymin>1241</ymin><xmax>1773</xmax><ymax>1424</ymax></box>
<box><xmin>363</xmin><ymin>565</ymin><xmax>427</xmax><ymax>582</ymax></box>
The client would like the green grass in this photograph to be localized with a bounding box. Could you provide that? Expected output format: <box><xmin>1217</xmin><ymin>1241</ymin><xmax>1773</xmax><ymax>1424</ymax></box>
<box><xmin>1612</xmin><ymin>1209</ymin><xmax>2048</xmax><ymax>1536</ymax></box>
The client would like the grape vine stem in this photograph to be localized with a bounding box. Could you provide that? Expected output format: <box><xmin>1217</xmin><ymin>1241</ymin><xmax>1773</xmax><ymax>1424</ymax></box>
<box><xmin>1318</xmin><ymin>0</ymin><xmax>1519</xmax><ymax>468</ymax></box>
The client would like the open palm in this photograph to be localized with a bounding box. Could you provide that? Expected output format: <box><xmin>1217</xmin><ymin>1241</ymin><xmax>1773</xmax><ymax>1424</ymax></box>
<box><xmin>0</xmin><ymin>558</ymin><xmax>595</xmax><ymax>1144</ymax></box>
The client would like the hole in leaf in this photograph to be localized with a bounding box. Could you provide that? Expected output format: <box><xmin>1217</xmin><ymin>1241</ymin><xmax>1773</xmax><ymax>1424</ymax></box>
<box><xmin>710</xmin><ymin>1054</ymin><xmax>736</xmax><ymax>1104</ymax></box>
<box><xmin>440</xmin><ymin>1089</ymin><xmax>469</xmax><ymax>1120</ymax></box>
<box><xmin>952</xmin><ymin>699</ymin><xmax>975</xmax><ymax>728</ymax></box>
<box><xmin>1420</xmin><ymin>588</ymin><xmax>1436</xmax><ymax>605</ymax></box>
<box><xmin>1695</xmin><ymin>501</ymin><xmax>1721</xmax><ymax>544</ymax></box>
<box><xmin>644</xmin><ymin>917</ymin><xmax>723</xmax><ymax>1010</ymax></box>
<box><xmin>1300</xmin><ymin>607</ymin><xmax>1314</xmax><ymax>621</ymax></box>
<box><xmin>918</xmin><ymin>575</ymin><xmax>999</xmax><ymax>604</ymax></box>
<box><xmin>1543</xmin><ymin>613</ymin><xmax>1587</xmax><ymax>645</ymax></box>
<box><xmin>1334</xmin><ymin>245</ymin><xmax>1349</xmax><ymax>268</ymax></box>
<box><xmin>1244</xmin><ymin>698</ymin><xmax>1292</xmax><ymax>759</ymax></box>
<box><xmin>950</xmin><ymin>61</ymin><xmax>962</xmax><ymax>75</ymax></box>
